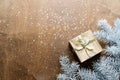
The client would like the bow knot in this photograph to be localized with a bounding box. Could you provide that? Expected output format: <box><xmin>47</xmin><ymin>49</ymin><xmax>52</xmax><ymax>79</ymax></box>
<box><xmin>73</xmin><ymin>36</ymin><xmax>94</xmax><ymax>57</ymax></box>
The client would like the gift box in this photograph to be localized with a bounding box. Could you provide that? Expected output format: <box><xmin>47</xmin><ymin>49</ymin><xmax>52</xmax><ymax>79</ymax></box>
<box><xmin>69</xmin><ymin>30</ymin><xmax>102</xmax><ymax>63</ymax></box>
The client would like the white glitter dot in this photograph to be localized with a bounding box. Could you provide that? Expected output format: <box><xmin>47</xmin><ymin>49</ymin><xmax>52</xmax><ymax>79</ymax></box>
<box><xmin>33</xmin><ymin>39</ymin><xmax>36</xmax><ymax>42</ymax></box>
<box><xmin>28</xmin><ymin>50</ymin><xmax>30</xmax><ymax>52</ymax></box>
<box><xmin>40</xmin><ymin>41</ymin><xmax>43</xmax><ymax>44</ymax></box>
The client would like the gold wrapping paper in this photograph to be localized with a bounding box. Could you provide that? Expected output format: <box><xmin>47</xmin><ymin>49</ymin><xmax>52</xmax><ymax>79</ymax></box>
<box><xmin>69</xmin><ymin>30</ymin><xmax>103</xmax><ymax>62</ymax></box>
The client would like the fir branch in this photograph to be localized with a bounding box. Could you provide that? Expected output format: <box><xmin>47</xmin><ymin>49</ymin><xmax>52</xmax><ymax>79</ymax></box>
<box><xmin>57</xmin><ymin>19</ymin><xmax>120</xmax><ymax>80</ymax></box>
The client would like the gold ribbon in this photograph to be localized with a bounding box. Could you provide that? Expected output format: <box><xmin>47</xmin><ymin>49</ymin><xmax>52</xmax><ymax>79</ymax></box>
<box><xmin>73</xmin><ymin>36</ymin><xmax>95</xmax><ymax>57</ymax></box>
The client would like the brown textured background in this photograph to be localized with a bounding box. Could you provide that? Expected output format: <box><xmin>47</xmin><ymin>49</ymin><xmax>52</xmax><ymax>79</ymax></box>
<box><xmin>0</xmin><ymin>0</ymin><xmax>120</xmax><ymax>80</ymax></box>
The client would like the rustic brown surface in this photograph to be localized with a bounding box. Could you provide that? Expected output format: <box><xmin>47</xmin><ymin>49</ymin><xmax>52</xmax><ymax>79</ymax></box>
<box><xmin>0</xmin><ymin>0</ymin><xmax>120</xmax><ymax>80</ymax></box>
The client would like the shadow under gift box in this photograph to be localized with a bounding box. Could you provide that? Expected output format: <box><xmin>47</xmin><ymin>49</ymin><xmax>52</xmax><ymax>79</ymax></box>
<box><xmin>69</xmin><ymin>30</ymin><xmax>103</xmax><ymax>63</ymax></box>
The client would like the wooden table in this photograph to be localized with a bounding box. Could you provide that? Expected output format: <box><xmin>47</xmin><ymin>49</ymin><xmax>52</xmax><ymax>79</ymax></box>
<box><xmin>0</xmin><ymin>0</ymin><xmax>120</xmax><ymax>80</ymax></box>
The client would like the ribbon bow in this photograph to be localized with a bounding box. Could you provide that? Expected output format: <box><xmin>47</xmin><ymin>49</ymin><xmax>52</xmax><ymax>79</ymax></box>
<box><xmin>73</xmin><ymin>36</ymin><xmax>94</xmax><ymax>57</ymax></box>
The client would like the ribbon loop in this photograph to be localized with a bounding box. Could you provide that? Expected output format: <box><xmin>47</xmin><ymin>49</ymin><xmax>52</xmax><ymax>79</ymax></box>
<box><xmin>73</xmin><ymin>36</ymin><xmax>94</xmax><ymax>57</ymax></box>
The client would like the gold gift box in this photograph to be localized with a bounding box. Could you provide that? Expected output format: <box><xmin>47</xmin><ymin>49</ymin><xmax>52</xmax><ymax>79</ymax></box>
<box><xmin>69</xmin><ymin>30</ymin><xmax>103</xmax><ymax>63</ymax></box>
